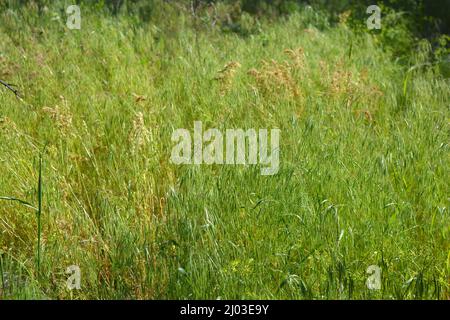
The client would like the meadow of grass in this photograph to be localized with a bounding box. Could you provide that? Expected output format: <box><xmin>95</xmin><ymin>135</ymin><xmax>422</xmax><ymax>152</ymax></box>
<box><xmin>0</xmin><ymin>2</ymin><xmax>449</xmax><ymax>299</ymax></box>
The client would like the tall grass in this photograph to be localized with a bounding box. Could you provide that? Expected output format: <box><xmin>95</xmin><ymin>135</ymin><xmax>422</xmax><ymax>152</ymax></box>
<box><xmin>36</xmin><ymin>151</ymin><xmax>43</xmax><ymax>278</ymax></box>
<box><xmin>0</xmin><ymin>2</ymin><xmax>449</xmax><ymax>299</ymax></box>
<box><xmin>0</xmin><ymin>151</ymin><xmax>44</xmax><ymax>294</ymax></box>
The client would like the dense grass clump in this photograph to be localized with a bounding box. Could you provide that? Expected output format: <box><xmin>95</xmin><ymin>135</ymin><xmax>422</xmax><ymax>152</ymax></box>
<box><xmin>0</xmin><ymin>3</ymin><xmax>449</xmax><ymax>299</ymax></box>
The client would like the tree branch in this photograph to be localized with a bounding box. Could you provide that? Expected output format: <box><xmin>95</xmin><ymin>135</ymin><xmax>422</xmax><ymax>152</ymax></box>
<box><xmin>0</xmin><ymin>79</ymin><xmax>20</xmax><ymax>98</ymax></box>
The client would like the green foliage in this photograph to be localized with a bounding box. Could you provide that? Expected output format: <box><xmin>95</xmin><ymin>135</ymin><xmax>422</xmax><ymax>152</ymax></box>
<box><xmin>376</xmin><ymin>5</ymin><xmax>416</xmax><ymax>60</ymax></box>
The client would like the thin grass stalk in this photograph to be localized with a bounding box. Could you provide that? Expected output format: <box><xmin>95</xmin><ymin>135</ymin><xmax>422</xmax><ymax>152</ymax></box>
<box><xmin>36</xmin><ymin>153</ymin><xmax>43</xmax><ymax>278</ymax></box>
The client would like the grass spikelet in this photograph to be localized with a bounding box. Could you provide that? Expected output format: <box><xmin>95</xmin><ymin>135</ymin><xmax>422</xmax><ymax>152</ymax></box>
<box><xmin>248</xmin><ymin>54</ymin><xmax>301</xmax><ymax>99</ymax></box>
<box><xmin>128</xmin><ymin>112</ymin><xmax>150</xmax><ymax>154</ymax></box>
<box><xmin>42</xmin><ymin>104</ymin><xmax>73</xmax><ymax>134</ymax></box>
<box><xmin>214</xmin><ymin>61</ymin><xmax>241</xmax><ymax>95</ymax></box>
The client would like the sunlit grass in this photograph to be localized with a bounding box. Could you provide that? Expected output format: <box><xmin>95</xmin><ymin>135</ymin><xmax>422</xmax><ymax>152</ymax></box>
<box><xmin>0</xmin><ymin>3</ymin><xmax>449</xmax><ymax>299</ymax></box>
